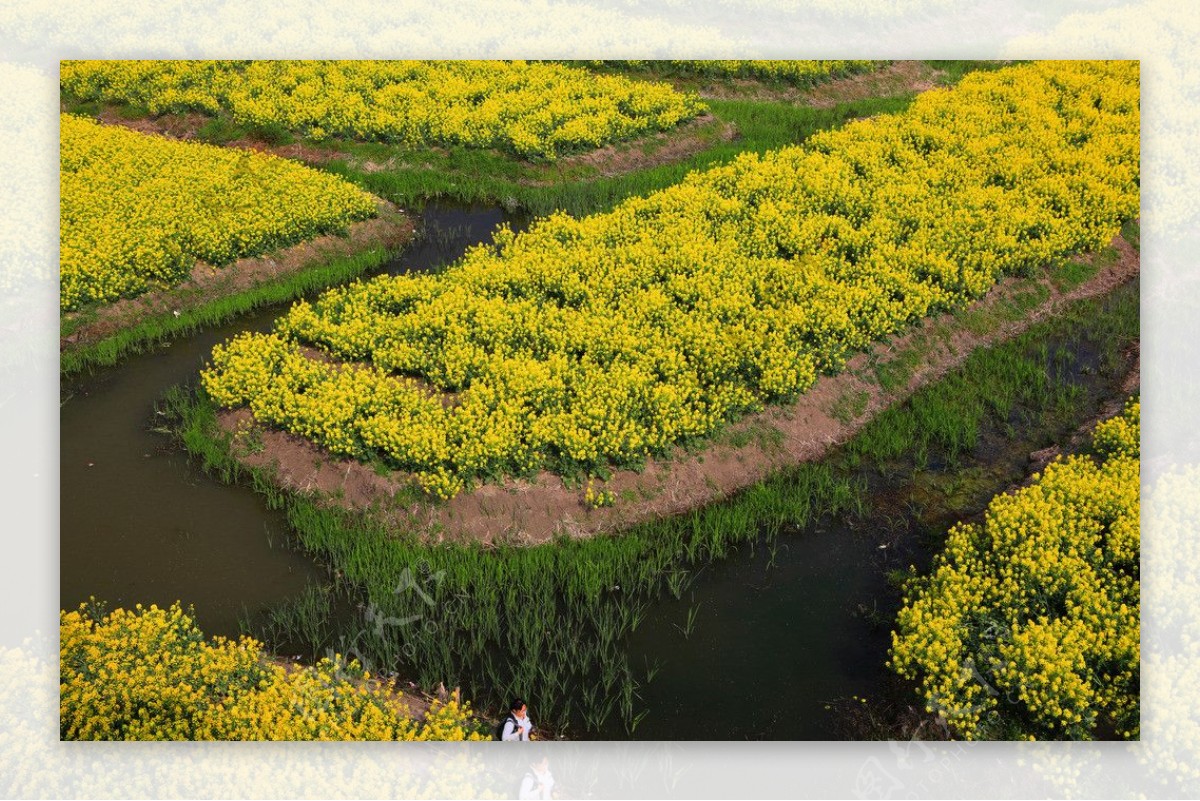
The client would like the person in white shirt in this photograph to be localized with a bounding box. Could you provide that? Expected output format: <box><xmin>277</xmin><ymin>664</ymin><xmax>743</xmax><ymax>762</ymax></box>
<box><xmin>518</xmin><ymin>756</ymin><xmax>554</xmax><ymax>800</ymax></box>
<box><xmin>501</xmin><ymin>698</ymin><xmax>534</xmax><ymax>741</ymax></box>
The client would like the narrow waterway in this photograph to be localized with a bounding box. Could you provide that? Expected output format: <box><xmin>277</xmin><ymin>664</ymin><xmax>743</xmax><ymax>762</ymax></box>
<box><xmin>59</xmin><ymin>202</ymin><xmax>529</xmax><ymax>635</ymax></box>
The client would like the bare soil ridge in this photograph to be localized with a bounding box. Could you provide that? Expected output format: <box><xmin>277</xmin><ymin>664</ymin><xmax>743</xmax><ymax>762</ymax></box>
<box><xmin>93</xmin><ymin>108</ymin><xmax>338</xmax><ymax>164</ymax></box>
<box><xmin>219</xmin><ymin>234</ymin><xmax>1140</xmax><ymax>547</ymax></box>
<box><xmin>89</xmin><ymin>104</ymin><xmax>738</xmax><ymax>183</ymax></box>
<box><xmin>73</xmin><ymin>62</ymin><xmax>945</xmax><ymax>190</ymax></box>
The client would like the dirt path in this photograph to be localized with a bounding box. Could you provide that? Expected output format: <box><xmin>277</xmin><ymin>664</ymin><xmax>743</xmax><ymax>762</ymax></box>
<box><xmin>61</xmin><ymin>199</ymin><xmax>414</xmax><ymax>354</ymax></box>
<box><xmin>219</xmin><ymin>234</ymin><xmax>1139</xmax><ymax>546</ymax></box>
<box><xmin>82</xmin><ymin>67</ymin><xmax>937</xmax><ymax>197</ymax></box>
<box><xmin>89</xmin><ymin>103</ymin><xmax>740</xmax><ymax>190</ymax></box>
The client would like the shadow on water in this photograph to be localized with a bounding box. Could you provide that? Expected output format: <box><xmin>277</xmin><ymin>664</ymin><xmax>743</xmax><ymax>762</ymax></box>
<box><xmin>59</xmin><ymin>202</ymin><xmax>528</xmax><ymax>637</ymax></box>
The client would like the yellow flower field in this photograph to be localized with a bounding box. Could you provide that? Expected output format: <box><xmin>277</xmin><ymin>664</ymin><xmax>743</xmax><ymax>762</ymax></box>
<box><xmin>889</xmin><ymin>399</ymin><xmax>1140</xmax><ymax>740</ymax></box>
<box><xmin>201</xmin><ymin>60</ymin><xmax>1139</xmax><ymax>500</ymax></box>
<box><xmin>60</xmin><ymin>601</ymin><xmax>487</xmax><ymax>740</ymax></box>
<box><xmin>594</xmin><ymin>59</ymin><xmax>883</xmax><ymax>85</ymax></box>
<box><xmin>60</xmin><ymin>60</ymin><xmax>706</xmax><ymax>160</ymax></box>
<box><xmin>60</xmin><ymin>114</ymin><xmax>377</xmax><ymax>311</ymax></box>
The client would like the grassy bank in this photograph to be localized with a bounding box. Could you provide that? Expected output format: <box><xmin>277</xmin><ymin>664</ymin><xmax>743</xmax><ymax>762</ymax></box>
<box><xmin>165</xmin><ymin>267</ymin><xmax>1138</xmax><ymax>735</ymax></box>
<box><xmin>848</xmin><ymin>281</ymin><xmax>1138</xmax><ymax>473</ymax></box>
<box><xmin>61</xmin><ymin>246</ymin><xmax>395</xmax><ymax>379</ymax></box>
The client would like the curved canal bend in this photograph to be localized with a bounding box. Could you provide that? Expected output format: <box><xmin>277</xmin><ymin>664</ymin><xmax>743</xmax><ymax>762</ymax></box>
<box><xmin>60</xmin><ymin>203</ymin><xmax>527</xmax><ymax>635</ymax></box>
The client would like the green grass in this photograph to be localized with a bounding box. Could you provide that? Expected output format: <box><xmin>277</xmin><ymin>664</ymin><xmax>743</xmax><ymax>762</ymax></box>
<box><xmin>242</xmin><ymin>583</ymin><xmax>334</xmax><ymax>657</ymax></box>
<box><xmin>62</xmin><ymin>97</ymin><xmax>153</xmax><ymax>120</ymax></box>
<box><xmin>845</xmin><ymin>281</ymin><xmax>1138</xmax><ymax>472</ymax></box>
<box><xmin>718</xmin><ymin>420</ymin><xmax>787</xmax><ymax>452</ymax></box>
<box><xmin>61</xmin><ymin>247</ymin><xmax>393</xmax><ymax>379</ymax></box>
<box><xmin>956</xmin><ymin>283</ymin><xmax>1053</xmax><ymax>336</ymax></box>
<box><xmin>871</xmin><ymin>339</ymin><xmax>931</xmax><ymax>395</ymax></box>
<box><xmin>321</xmin><ymin>93</ymin><xmax>920</xmax><ymax>219</ymax></box>
<box><xmin>870</xmin><ymin>272</ymin><xmax>1060</xmax><ymax>396</ymax></box>
<box><xmin>61</xmin><ymin>305</ymin><xmax>99</xmax><ymax>340</ymax></box>
<box><xmin>1050</xmin><ymin>257</ymin><xmax>1102</xmax><ymax>293</ymax></box>
<box><xmin>61</xmin><ymin>98</ymin><xmax>102</xmax><ymax>117</ymax></box>
<box><xmin>830</xmin><ymin>389</ymin><xmax>870</xmax><ymax>424</ymax></box>
<box><xmin>195</xmin><ymin>115</ymin><xmax>296</xmax><ymax>146</ymax></box>
<box><xmin>1121</xmin><ymin>217</ymin><xmax>1140</xmax><ymax>252</ymax></box>
<box><xmin>926</xmin><ymin>60</ymin><xmax>1027</xmax><ymax>86</ymax></box>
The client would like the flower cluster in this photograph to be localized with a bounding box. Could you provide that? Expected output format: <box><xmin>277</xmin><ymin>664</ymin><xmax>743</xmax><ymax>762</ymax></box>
<box><xmin>60</xmin><ymin>601</ymin><xmax>487</xmax><ymax>740</ymax></box>
<box><xmin>60</xmin><ymin>60</ymin><xmax>706</xmax><ymax>160</ymax></box>
<box><xmin>60</xmin><ymin>114</ymin><xmax>377</xmax><ymax>310</ymax></box>
<box><xmin>594</xmin><ymin>59</ymin><xmax>883</xmax><ymax>86</ymax></box>
<box><xmin>1091</xmin><ymin>396</ymin><xmax>1140</xmax><ymax>460</ymax></box>
<box><xmin>889</xmin><ymin>399</ymin><xmax>1141</xmax><ymax>740</ymax></box>
<box><xmin>584</xmin><ymin>480</ymin><xmax>617</xmax><ymax>509</ymax></box>
<box><xmin>202</xmin><ymin>61</ymin><xmax>1139</xmax><ymax>500</ymax></box>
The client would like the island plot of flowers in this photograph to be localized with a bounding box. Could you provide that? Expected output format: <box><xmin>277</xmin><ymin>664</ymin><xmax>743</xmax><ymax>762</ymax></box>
<box><xmin>59</xmin><ymin>114</ymin><xmax>378</xmax><ymax>310</ymax></box>
<box><xmin>60</xmin><ymin>60</ymin><xmax>706</xmax><ymax>161</ymax></box>
<box><xmin>889</xmin><ymin>399</ymin><xmax>1140</xmax><ymax>740</ymax></box>
<box><xmin>200</xmin><ymin>61</ymin><xmax>1139</xmax><ymax>501</ymax></box>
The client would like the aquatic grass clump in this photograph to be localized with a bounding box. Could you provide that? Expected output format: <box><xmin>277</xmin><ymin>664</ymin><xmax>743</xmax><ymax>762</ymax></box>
<box><xmin>279</xmin><ymin>456</ymin><xmax>866</xmax><ymax>734</ymax></box>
